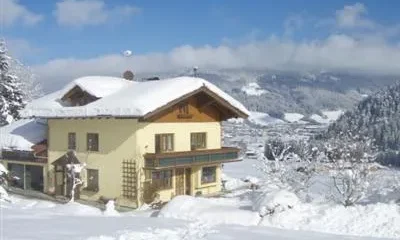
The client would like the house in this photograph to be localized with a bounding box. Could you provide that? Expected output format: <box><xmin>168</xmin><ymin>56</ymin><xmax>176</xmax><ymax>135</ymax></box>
<box><xmin>0</xmin><ymin>76</ymin><xmax>249</xmax><ymax>208</ymax></box>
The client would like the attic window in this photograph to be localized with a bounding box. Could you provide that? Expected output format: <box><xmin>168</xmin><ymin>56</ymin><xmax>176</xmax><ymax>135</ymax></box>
<box><xmin>177</xmin><ymin>103</ymin><xmax>192</xmax><ymax>119</ymax></box>
<box><xmin>178</xmin><ymin>103</ymin><xmax>189</xmax><ymax>114</ymax></box>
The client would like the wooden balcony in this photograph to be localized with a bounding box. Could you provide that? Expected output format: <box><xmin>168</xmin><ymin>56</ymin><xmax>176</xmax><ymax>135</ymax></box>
<box><xmin>1</xmin><ymin>149</ymin><xmax>47</xmax><ymax>163</ymax></box>
<box><xmin>144</xmin><ymin>147</ymin><xmax>241</xmax><ymax>169</ymax></box>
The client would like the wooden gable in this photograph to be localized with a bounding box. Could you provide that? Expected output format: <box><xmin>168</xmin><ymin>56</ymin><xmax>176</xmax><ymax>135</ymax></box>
<box><xmin>144</xmin><ymin>89</ymin><xmax>247</xmax><ymax>123</ymax></box>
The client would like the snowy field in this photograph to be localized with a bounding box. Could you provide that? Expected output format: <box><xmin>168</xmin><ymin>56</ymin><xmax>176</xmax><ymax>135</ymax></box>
<box><xmin>2</xmin><ymin>120</ymin><xmax>400</xmax><ymax>239</ymax></box>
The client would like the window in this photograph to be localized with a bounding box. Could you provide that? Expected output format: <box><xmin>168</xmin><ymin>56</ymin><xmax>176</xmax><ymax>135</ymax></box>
<box><xmin>178</xmin><ymin>103</ymin><xmax>189</xmax><ymax>115</ymax></box>
<box><xmin>201</xmin><ymin>166</ymin><xmax>216</xmax><ymax>184</ymax></box>
<box><xmin>87</xmin><ymin>133</ymin><xmax>99</xmax><ymax>151</ymax></box>
<box><xmin>151</xmin><ymin>170</ymin><xmax>173</xmax><ymax>189</ymax></box>
<box><xmin>86</xmin><ymin>169</ymin><xmax>99</xmax><ymax>192</ymax></box>
<box><xmin>68</xmin><ymin>132</ymin><xmax>76</xmax><ymax>150</ymax></box>
<box><xmin>155</xmin><ymin>134</ymin><xmax>174</xmax><ymax>153</ymax></box>
<box><xmin>191</xmin><ymin>132</ymin><xmax>207</xmax><ymax>150</ymax></box>
<box><xmin>177</xmin><ymin>103</ymin><xmax>192</xmax><ymax>119</ymax></box>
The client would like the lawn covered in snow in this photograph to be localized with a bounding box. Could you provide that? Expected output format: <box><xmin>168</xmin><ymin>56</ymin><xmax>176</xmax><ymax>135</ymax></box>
<box><xmin>2</xmin><ymin>120</ymin><xmax>400</xmax><ymax>239</ymax></box>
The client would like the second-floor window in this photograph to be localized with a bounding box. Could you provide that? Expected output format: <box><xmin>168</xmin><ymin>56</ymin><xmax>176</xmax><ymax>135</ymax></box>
<box><xmin>87</xmin><ymin>133</ymin><xmax>99</xmax><ymax>151</ymax></box>
<box><xmin>68</xmin><ymin>132</ymin><xmax>76</xmax><ymax>150</ymax></box>
<box><xmin>155</xmin><ymin>134</ymin><xmax>174</xmax><ymax>153</ymax></box>
<box><xmin>191</xmin><ymin>132</ymin><xmax>207</xmax><ymax>150</ymax></box>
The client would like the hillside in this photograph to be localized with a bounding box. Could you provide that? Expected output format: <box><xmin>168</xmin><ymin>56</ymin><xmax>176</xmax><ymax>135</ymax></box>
<box><xmin>173</xmin><ymin>70</ymin><xmax>398</xmax><ymax>116</ymax></box>
<box><xmin>327</xmin><ymin>81</ymin><xmax>400</xmax><ymax>150</ymax></box>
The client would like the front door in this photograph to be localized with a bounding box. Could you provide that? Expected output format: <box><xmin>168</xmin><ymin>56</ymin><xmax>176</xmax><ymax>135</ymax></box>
<box><xmin>175</xmin><ymin>168</ymin><xmax>185</xmax><ymax>195</ymax></box>
<box><xmin>185</xmin><ymin>168</ymin><xmax>191</xmax><ymax>195</ymax></box>
<box><xmin>55</xmin><ymin>166</ymin><xmax>65</xmax><ymax>196</ymax></box>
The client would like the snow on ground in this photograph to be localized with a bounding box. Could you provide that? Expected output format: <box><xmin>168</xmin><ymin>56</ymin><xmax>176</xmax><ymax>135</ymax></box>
<box><xmin>241</xmin><ymin>82</ymin><xmax>268</xmax><ymax>96</ymax></box>
<box><xmin>158</xmin><ymin>195</ymin><xmax>259</xmax><ymax>226</ymax></box>
<box><xmin>0</xmin><ymin>118</ymin><xmax>47</xmax><ymax>151</ymax></box>
<box><xmin>310</xmin><ymin>110</ymin><xmax>344</xmax><ymax>124</ymax></box>
<box><xmin>248</xmin><ymin>111</ymin><xmax>284</xmax><ymax>126</ymax></box>
<box><xmin>322</xmin><ymin>110</ymin><xmax>344</xmax><ymax>121</ymax></box>
<box><xmin>1</xmin><ymin>194</ymin><xmax>390</xmax><ymax>240</ymax></box>
<box><xmin>284</xmin><ymin>113</ymin><xmax>305</xmax><ymax>123</ymax></box>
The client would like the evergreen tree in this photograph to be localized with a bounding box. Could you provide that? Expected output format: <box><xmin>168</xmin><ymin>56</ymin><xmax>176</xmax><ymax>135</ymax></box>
<box><xmin>0</xmin><ymin>39</ymin><xmax>25</xmax><ymax>125</ymax></box>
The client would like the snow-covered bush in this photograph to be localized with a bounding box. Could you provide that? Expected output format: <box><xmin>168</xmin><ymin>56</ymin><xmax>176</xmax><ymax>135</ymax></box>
<box><xmin>323</xmin><ymin>133</ymin><xmax>377</xmax><ymax>206</ymax></box>
<box><xmin>258</xmin><ymin>138</ymin><xmax>322</xmax><ymax>193</ymax></box>
<box><xmin>253</xmin><ymin>189</ymin><xmax>300</xmax><ymax>217</ymax></box>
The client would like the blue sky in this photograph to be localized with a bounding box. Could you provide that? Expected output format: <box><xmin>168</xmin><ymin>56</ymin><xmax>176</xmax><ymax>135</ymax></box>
<box><xmin>2</xmin><ymin>0</ymin><xmax>400</xmax><ymax>89</ymax></box>
<box><xmin>2</xmin><ymin>0</ymin><xmax>398</xmax><ymax>63</ymax></box>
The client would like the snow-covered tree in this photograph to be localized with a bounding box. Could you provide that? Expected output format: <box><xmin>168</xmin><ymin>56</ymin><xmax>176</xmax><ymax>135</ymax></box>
<box><xmin>323</xmin><ymin>133</ymin><xmax>377</xmax><ymax>206</ymax></box>
<box><xmin>0</xmin><ymin>163</ymin><xmax>10</xmax><ymax>202</ymax></box>
<box><xmin>0</xmin><ymin>39</ymin><xmax>26</xmax><ymax>125</ymax></box>
<box><xmin>9</xmin><ymin>58</ymin><xmax>43</xmax><ymax>101</ymax></box>
<box><xmin>262</xmin><ymin>138</ymin><xmax>293</xmax><ymax>174</ymax></box>
<box><xmin>66</xmin><ymin>161</ymin><xmax>86</xmax><ymax>202</ymax></box>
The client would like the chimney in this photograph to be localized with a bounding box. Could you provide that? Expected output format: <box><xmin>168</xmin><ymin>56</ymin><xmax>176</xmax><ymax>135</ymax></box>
<box><xmin>122</xmin><ymin>70</ymin><xmax>134</xmax><ymax>81</ymax></box>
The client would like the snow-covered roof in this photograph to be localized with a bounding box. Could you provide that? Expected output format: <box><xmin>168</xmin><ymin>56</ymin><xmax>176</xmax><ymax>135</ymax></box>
<box><xmin>59</xmin><ymin>76</ymin><xmax>134</xmax><ymax>99</ymax></box>
<box><xmin>21</xmin><ymin>76</ymin><xmax>249</xmax><ymax>119</ymax></box>
<box><xmin>0</xmin><ymin>119</ymin><xmax>47</xmax><ymax>151</ymax></box>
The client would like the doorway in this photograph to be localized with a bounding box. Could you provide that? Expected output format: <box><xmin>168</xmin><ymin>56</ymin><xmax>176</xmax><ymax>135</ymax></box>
<box><xmin>185</xmin><ymin>168</ymin><xmax>191</xmax><ymax>195</ymax></box>
<box><xmin>175</xmin><ymin>168</ymin><xmax>185</xmax><ymax>195</ymax></box>
<box><xmin>175</xmin><ymin>168</ymin><xmax>192</xmax><ymax>196</ymax></box>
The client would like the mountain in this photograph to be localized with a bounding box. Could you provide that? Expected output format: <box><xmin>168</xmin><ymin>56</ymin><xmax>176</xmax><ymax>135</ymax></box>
<box><xmin>326</xmin><ymin>81</ymin><xmax>400</xmax><ymax>151</ymax></box>
<box><xmin>135</xmin><ymin>69</ymin><xmax>399</xmax><ymax>117</ymax></box>
<box><xmin>186</xmin><ymin>70</ymin><xmax>399</xmax><ymax>116</ymax></box>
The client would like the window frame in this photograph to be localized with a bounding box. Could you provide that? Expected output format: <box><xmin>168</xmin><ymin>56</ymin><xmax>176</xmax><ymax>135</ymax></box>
<box><xmin>155</xmin><ymin>134</ymin><xmax>174</xmax><ymax>153</ymax></box>
<box><xmin>151</xmin><ymin>169</ymin><xmax>173</xmax><ymax>190</ymax></box>
<box><xmin>201</xmin><ymin>166</ymin><xmax>217</xmax><ymax>185</ymax></box>
<box><xmin>86</xmin><ymin>133</ymin><xmax>99</xmax><ymax>152</ymax></box>
<box><xmin>85</xmin><ymin>168</ymin><xmax>99</xmax><ymax>192</ymax></box>
<box><xmin>68</xmin><ymin>132</ymin><xmax>76</xmax><ymax>150</ymax></box>
<box><xmin>190</xmin><ymin>132</ymin><xmax>207</xmax><ymax>150</ymax></box>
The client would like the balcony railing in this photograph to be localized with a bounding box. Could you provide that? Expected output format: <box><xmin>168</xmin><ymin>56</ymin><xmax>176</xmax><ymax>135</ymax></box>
<box><xmin>144</xmin><ymin>147</ymin><xmax>241</xmax><ymax>169</ymax></box>
<box><xmin>1</xmin><ymin>149</ymin><xmax>47</xmax><ymax>163</ymax></box>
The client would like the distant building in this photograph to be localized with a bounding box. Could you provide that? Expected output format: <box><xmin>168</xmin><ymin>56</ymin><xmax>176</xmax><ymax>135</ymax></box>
<box><xmin>0</xmin><ymin>76</ymin><xmax>249</xmax><ymax>208</ymax></box>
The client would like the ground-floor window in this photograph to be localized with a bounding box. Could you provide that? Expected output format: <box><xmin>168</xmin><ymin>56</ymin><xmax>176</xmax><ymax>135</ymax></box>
<box><xmin>151</xmin><ymin>169</ymin><xmax>173</xmax><ymax>190</ymax></box>
<box><xmin>201</xmin><ymin>166</ymin><xmax>216</xmax><ymax>184</ymax></box>
<box><xmin>86</xmin><ymin>169</ymin><xmax>99</xmax><ymax>192</ymax></box>
<box><xmin>7</xmin><ymin>163</ymin><xmax>43</xmax><ymax>191</ymax></box>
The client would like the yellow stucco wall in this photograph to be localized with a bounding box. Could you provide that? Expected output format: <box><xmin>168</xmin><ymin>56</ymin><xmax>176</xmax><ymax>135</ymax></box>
<box><xmin>47</xmin><ymin>119</ymin><xmax>224</xmax><ymax>207</ymax></box>
<box><xmin>47</xmin><ymin>118</ymin><xmax>139</xmax><ymax>205</ymax></box>
<box><xmin>136</xmin><ymin>122</ymin><xmax>222</xmax><ymax>203</ymax></box>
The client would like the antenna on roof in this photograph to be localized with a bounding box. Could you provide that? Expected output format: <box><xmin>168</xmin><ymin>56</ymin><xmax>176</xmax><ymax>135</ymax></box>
<box><xmin>193</xmin><ymin>66</ymin><xmax>199</xmax><ymax>78</ymax></box>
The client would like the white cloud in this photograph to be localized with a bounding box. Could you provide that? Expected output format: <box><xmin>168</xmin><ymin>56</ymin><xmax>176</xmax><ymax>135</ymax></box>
<box><xmin>54</xmin><ymin>0</ymin><xmax>140</xmax><ymax>27</ymax></box>
<box><xmin>30</xmin><ymin>3</ymin><xmax>400</xmax><ymax>91</ymax></box>
<box><xmin>32</xmin><ymin>34</ymin><xmax>400</xmax><ymax>91</ymax></box>
<box><xmin>335</xmin><ymin>3</ymin><xmax>375</xmax><ymax>29</ymax></box>
<box><xmin>0</xmin><ymin>0</ymin><xmax>43</xmax><ymax>26</ymax></box>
